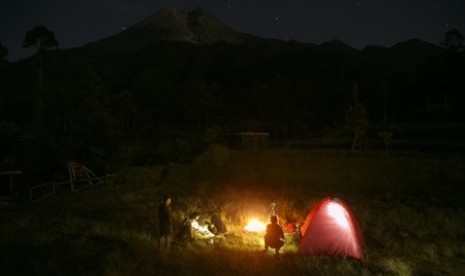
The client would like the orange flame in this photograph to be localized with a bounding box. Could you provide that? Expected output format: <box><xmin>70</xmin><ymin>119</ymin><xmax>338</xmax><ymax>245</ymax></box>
<box><xmin>191</xmin><ymin>221</ymin><xmax>209</xmax><ymax>233</ymax></box>
<box><xmin>244</xmin><ymin>218</ymin><xmax>266</xmax><ymax>232</ymax></box>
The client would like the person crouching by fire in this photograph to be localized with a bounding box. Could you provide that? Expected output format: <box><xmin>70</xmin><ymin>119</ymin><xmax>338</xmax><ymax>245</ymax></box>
<box><xmin>206</xmin><ymin>210</ymin><xmax>227</xmax><ymax>236</ymax></box>
<box><xmin>263</xmin><ymin>215</ymin><xmax>285</xmax><ymax>255</ymax></box>
<box><xmin>174</xmin><ymin>212</ymin><xmax>200</xmax><ymax>244</ymax></box>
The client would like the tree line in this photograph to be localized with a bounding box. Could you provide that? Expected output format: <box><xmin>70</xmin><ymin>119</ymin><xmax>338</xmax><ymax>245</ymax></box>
<box><xmin>0</xmin><ymin>26</ymin><xmax>464</xmax><ymax>184</ymax></box>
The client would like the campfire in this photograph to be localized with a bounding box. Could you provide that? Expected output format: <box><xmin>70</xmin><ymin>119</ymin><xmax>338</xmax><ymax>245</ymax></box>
<box><xmin>191</xmin><ymin>220</ymin><xmax>210</xmax><ymax>234</ymax></box>
<box><xmin>244</xmin><ymin>218</ymin><xmax>266</xmax><ymax>232</ymax></box>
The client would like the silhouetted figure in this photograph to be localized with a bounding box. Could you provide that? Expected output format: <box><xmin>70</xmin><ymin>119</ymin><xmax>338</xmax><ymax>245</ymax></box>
<box><xmin>210</xmin><ymin>211</ymin><xmax>227</xmax><ymax>234</ymax></box>
<box><xmin>174</xmin><ymin>212</ymin><xmax>200</xmax><ymax>243</ymax></box>
<box><xmin>264</xmin><ymin>215</ymin><xmax>285</xmax><ymax>255</ymax></box>
<box><xmin>206</xmin><ymin>221</ymin><xmax>218</xmax><ymax>235</ymax></box>
<box><xmin>158</xmin><ymin>195</ymin><xmax>172</xmax><ymax>250</ymax></box>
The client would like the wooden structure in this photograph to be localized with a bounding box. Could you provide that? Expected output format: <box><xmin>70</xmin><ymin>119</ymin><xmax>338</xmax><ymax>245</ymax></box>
<box><xmin>67</xmin><ymin>161</ymin><xmax>101</xmax><ymax>192</ymax></box>
<box><xmin>28</xmin><ymin>162</ymin><xmax>110</xmax><ymax>202</ymax></box>
<box><xmin>226</xmin><ymin>132</ymin><xmax>270</xmax><ymax>148</ymax></box>
<box><xmin>426</xmin><ymin>94</ymin><xmax>449</xmax><ymax>112</ymax></box>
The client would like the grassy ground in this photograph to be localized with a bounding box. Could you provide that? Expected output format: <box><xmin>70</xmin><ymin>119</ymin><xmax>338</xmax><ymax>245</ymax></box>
<box><xmin>1</xmin><ymin>146</ymin><xmax>465</xmax><ymax>275</ymax></box>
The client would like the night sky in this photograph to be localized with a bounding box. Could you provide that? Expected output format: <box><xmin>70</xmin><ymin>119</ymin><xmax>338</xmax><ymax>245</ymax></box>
<box><xmin>2</xmin><ymin>0</ymin><xmax>465</xmax><ymax>61</ymax></box>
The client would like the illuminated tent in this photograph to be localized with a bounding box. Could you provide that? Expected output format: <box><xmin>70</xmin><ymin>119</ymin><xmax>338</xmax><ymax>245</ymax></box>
<box><xmin>298</xmin><ymin>197</ymin><xmax>364</xmax><ymax>261</ymax></box>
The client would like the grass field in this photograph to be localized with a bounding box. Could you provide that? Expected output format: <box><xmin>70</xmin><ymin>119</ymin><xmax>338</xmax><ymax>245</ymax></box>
<box><xmin>1</xmin><ymin>146</ymin><xmax>465</xmax><ymax>275</ymax></box>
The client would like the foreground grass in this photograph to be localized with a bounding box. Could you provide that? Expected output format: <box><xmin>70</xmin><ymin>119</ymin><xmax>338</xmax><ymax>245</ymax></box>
<box><xmin>1</xmin><ymin>147</ymin><xmax>465</xmax><ymax>275</ymax></box>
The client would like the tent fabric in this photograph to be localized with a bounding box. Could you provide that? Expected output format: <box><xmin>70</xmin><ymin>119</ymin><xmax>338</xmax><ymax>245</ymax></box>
<box><xmin>298</xmin><ymin>197</ymin><xmax>364</xmax><ymax>261</ymax></box>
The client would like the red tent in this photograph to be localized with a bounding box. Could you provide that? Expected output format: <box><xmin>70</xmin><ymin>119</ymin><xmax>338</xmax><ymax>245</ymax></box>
<box><xmin>298</xmin><ymin>197</ymin><xmax>364</xmax><ymax>261</ymax></box>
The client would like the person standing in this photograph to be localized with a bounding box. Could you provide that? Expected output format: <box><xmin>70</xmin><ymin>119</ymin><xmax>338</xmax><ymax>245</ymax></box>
<box><xmin>158</xmin><ymin>195</ymin><xmax>172</xmax><ymax>250</ymax></box>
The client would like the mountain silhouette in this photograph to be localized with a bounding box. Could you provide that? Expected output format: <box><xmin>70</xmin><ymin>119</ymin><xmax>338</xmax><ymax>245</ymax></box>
<box><xmin>86</xmin><ymin>7</ymin><xmax>246</xmax><ymax>53</ymax></box>
<box><xmin>2</xmin><ymin>7</ymin><xmax>464</xmax><ymax>179</ymax></box>
<box><xmin>81</xmin><ymin>7</ymin><xmax>444</xmax><ymax>74</ymax></box>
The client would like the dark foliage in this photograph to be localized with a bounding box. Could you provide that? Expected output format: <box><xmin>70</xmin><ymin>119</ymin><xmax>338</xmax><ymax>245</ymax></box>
<box><xmin>0</xmin><ymin>42</ymin><xmax>7</xmax><ymax>61</ymax></box>
<box><xmin>22</xmin><ymin>25</ymin><xmax>59</xmax><ymax>51</ymax></box>
<box><xmin>1</xmin><ymin>21</ymin><xmax>464</xmax><ymax>184</ymax></box>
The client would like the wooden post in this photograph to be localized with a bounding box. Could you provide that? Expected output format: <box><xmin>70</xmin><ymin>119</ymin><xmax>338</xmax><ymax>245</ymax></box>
<box><xmin>84</xmin><ymin>169</ymin><xmax>92</xmax><ymax>189</ymax></box>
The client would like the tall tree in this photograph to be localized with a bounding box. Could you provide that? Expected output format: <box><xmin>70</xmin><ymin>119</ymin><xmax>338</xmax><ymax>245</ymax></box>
<box><xmin>0</xmin><ymin>42</ymin><xmax>7</xmax><ymax>61</ymax></box>
<box><xmin>0</xmin><ymin>42</ymin><xmax>8</xmax><ymax>114</ymax></box>
<box><xmin>345</xmin><ymin>83</ymin><xmax>368</xmax><ymax>152</ymax></box>
<box><xmin>441</xmin><ymin>29</ymin><xmax>464</xmax><ymax>52</ymax></box>
<box><xmin>22</xmin><ymin>25</ymin><xmax>59</xmax><ymax>126</ymax></box>
<box><xmin>23</xmin><ymin>25</ymin><xmax>58</xmax><ymax>51</ymax></box>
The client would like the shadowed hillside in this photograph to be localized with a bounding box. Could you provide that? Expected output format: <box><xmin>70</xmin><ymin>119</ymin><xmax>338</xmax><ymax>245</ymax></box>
<box><xmin>0</xmin><ymin>7</ymin><xmax>464</xmax><ymax>182</ymax></box>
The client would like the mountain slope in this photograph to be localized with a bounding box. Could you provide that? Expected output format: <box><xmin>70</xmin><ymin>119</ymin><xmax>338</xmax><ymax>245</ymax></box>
<box><xmin>388</xmin><ymin>38</ymin><xmax>443</xmax><ymax>70</ymax></box>
<box><xmin>86</xmin><ymin>7</ymin><xmax>246</xmax><ymax>53</ymax></box>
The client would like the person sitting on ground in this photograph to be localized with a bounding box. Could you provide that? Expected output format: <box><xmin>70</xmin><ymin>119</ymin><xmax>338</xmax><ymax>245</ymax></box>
<box><xmin>211</xmin><ymin>211</ymin><xmax>227</xmax><ymax>234</ymax></box>
<box><xmin>174</xmin><ymin>212</ymin><xmax>200</xmax><ymax>243</ymax></box>
<box><xmin>207</xmin><ymin>210</ymin><xmax>227</xmax><ymax>235</ymax></box>
<box><xmin>206</xmin><ymin>221</ymin><xmax>218</xmax><ymax>235</ymax></box>
<box><xmin>264</xmin><ymin>215</ymin><xmax>285</xmax><ymax>255</ymax></box>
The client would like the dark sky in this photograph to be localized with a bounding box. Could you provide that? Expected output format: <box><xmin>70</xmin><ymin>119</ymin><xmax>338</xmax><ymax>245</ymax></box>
<box><xmin>2</xmin><ymin>0</ymin><xmax>465</xmax><ymax>61</ymax></box>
